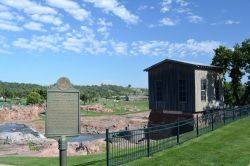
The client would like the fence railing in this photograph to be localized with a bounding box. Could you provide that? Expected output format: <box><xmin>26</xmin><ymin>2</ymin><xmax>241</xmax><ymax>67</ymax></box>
<box><xmin>105</xmin><ymin>105</ymin><xmax>250</xmax><ymax>166</ymax></box>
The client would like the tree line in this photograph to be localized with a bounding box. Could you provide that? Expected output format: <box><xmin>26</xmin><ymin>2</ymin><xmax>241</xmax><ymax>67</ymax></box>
<box><xmin>0</xmin><ymin>81</ymin><xmax>148</xmax><ymax>105</ymax></box>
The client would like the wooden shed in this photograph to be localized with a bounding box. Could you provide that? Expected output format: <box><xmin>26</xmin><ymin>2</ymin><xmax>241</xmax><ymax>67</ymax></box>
<box><xmin>144</xmin><ymin>59</ymin><xmax>224</xmax><ymax>125</ymax></box>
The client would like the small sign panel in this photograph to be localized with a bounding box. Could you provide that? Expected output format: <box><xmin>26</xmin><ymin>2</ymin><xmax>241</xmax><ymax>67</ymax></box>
<box><xmin>45</xmin><ymin>77</ymin><xmax>80</xmax><ymax>138</ymax></box>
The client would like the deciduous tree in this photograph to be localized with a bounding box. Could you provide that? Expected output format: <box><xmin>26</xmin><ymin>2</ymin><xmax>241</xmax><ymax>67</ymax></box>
<box><xmin>212</xmin><ymin>39</ymin><xmax>250</xmax><ymax>105</ymax></box>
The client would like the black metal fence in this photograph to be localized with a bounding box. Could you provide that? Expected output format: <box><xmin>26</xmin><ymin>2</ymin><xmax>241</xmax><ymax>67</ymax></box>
<box><xmin>105</xmin><ymin>106</ymin><xmax>250</xmax><ymax>166</ymax></box>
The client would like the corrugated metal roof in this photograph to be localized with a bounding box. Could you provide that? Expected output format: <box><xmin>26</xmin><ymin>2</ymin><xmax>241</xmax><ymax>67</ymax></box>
<box><xmin>144</xmin><ymin>59</ymin><xmax>223</xmax><ymax>71</ymax></box>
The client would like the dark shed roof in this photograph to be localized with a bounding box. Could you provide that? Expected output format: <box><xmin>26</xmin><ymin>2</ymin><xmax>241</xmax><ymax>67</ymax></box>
<box><xmin>144</xmin><ymin>59</ymin><xmax>223</xmax><ymax>72</ymax></box>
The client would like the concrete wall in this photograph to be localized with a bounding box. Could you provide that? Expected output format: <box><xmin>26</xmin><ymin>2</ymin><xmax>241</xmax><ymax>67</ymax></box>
<box><xmin>194</xmin><ymin>69</ymin><xmax>224</xmax><ymax>112</ymax></box>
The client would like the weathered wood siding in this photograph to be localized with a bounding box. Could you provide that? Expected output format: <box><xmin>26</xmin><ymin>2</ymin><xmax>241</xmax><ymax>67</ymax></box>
<box><xmin>148</xmin><ymin>62</ymin><xmax>195</xmax><ymax>113</ymax></box>
<box><xmin>194</xmin><ymin>69</ymin><xmax>224</xmax><ymax>112</ymax></box>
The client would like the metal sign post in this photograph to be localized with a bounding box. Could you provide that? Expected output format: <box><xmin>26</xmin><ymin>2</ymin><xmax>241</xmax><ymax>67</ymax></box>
<box><xmin>45</xmin><ymin>77</ymin><xmax>80</xmax><ymax>166</ymax></box>
<box><xmin>59</xmin><ymin>136</ymin><xmax>67</xmax><ymax>166</ymax></box>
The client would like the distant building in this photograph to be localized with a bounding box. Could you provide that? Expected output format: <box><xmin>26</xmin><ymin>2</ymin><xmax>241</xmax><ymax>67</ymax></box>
<box><xmin>144</xmin><ymin>59</ymin><xmax>224</xmax><ymax>125</ymax></box>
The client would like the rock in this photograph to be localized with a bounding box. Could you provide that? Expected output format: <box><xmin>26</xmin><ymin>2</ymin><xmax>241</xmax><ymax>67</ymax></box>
<box><xmin>112</xmin><ymin>120</ymin><xmax>128</xmax><ymax>129</ymax></box>
<box><xmin>0</xmin><ymin>105</ymin><xmax>44</xmax><ymax>123</ymax></box>
<box><xmin>129</xmin><ymin>118</ymin><xmax>148</xmax><ymax>125</ymax></box>
<box><xmin>80</xmin><ymin>105</ymin><xmax>113</xmax><ymax>113</ymax></box>
<box><xmin>40</xmin><ymin>141</ymin><xmax>58</xmax><ymax>157</ymax></box>
<box><xmin>0</xmin><ymin>132</ymin><xmax>46</xmax><ymax>145</ymax></box>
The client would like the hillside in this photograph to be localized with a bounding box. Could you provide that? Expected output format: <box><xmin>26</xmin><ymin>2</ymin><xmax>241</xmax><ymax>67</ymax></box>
<box><xmin>0</xmin><ymin>81</ymin><xmax>148</xmax><ymax>99</ymax></box>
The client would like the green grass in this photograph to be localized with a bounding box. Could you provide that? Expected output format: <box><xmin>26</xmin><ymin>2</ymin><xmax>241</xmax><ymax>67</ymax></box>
<box><xmin>1</xmin><ymin>116</ymin><xmax>250</xmax><ymax>166</ymax></box>
<box><xmin>127</xmin><ymin>116</ymin><xmax>250</xmax><ymax>166</ymax></box>
<box><xmin>80</xmin><ymin>99</ymin><xmax>149</xmax><ymax>116</ymax></box>
<box><xmin>0</xmin><ymin>98</ymin><xmax>26</xmax><ymax>106</ymax></box>
<box><xmin>0</xmin><ymin>154</ymin><xmax>106</xmax><ymax>166</ymax></box>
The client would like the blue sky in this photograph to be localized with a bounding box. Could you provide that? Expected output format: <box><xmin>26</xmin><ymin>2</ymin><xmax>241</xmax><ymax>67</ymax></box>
<box><xmin>0</xmin><ymin>0</ymin><xmax>249</xmax><ymax>88</ymax></box>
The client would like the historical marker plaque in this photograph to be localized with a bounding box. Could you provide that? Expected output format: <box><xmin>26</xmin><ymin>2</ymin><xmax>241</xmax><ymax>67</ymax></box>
<box><xmin>45</xmin><ymin>77</ymin><xmax>80</xmax><ymax>138</ymax></box>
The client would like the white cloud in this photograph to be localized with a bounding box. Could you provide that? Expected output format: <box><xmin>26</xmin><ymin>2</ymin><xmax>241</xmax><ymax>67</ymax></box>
<box><xmin>0</xmin><ymin>11</ymin><xmax>15</xmax><ymax>20</ymax></box>
<box><xmin>97</xmin><ymin>18</ymin><xmax>112</xmax><ymax>38</ymax></box>
<box><xmin>51</xmin><ymin>24</ymin><xmax>70</xmax><ymax>32</ymax></box>
<box><xmin>1</xmin><ymin>0</ymin><xmax>63</xmax><ymax>26</ymax></box>
<box><xmin>24</xmin><ymin>22</ymin><xmax>45</xmax><ymax>31</ymax></box>
<box><xmin>0</xmin><ymin>20</ymin><xmax>22</xmax><ymax>31</ymax></box>
<box><xmin>131</xmin><ymin>41</ymin><xmax>169</xmax><ymax>56</ymax></box>
<box><xmin>31</xmin><ymin>14</ymin><xmax>62</xmax><ymax>26</ymax></box>
<box><xmin>138</xmin><ymin>5</ymin><xmax>154</xmax><ymax>11</ymax></box>
<box><xmin>62</xmin><ymin>37</ymin><xmax>84</xmax><ymax>53</ymax></box>
<box><xmin>1</xmin><ymin>0</ymin><xmax>57</xmax><ymax>15</ymax></box>
<box><xmin>13</xmin><ymin>35</ymin><xmax>63</xmax><ymax>51</ymax></box>
<box><xmin>84</xmin><ymin>0</ymin><xmax>139</xmax><ymax>24</ymax></box>
<box><xmin>176</xmin><ymin>0</ymin><xmax>189</xmax><ymax>7</ymax></box>
<box><xmin>13</xmin><ymin>27</ymin><xmax>108</xmax><ymax>55</ymax></box>
<box><xmin>160</xmin><ymin>17</ymin><xmax>177</xmax><ymax>26</ymax></box>
<box><xmin>0</xmin><ymin>36</ymin><xmax>11</xmax><ymax>54</ymax></box>
<box><xmin>130</xmin><ymin>39</ymin><xmax>221</xmax><ymax>57</ymax></box>
<box><xmin>0</xmin><ymin>10</ymin><xmax>24</xmax><ymax>22</ymax></box>
<box><xmin>0</xmin><ymin>36</ymin><xmax>9</xmax><ymax>48</ymax></box>
<box><xmin>12</xmin><ymin>30</ymin><xmax>222</xmax><ymax>57</ymax></box>
<box><xmin>188</xmin><ymin>15</ymin><xmax>203</xmax><ymax>23</ymax></box>
<box><xmin>138</xmin><ymin>5</ymin><xmax>148</xmax><ymax>11</ymax></box>
<box><xmin>0</xmin><ymin>4</ymin><xmax>9</xmax><ymax>11</ymax></box>
<box><xmin>111</xmin><ymin>41</ymin><xmax>127</xmax><ymax>55</ymax></box>
<box><xmin>160</xmin><ymin>0</ymin><xmax>172</xmax><ymax>13</ymax></box>
<box><xmin>13</xmin><ymin>38</ymin><xmax>34</xmax><ymax>49</ymax></box>
<box><xmin>0</xmin><ymin>48</ymin><xmax>11</xmax><ymax>54</ymax></box>
<box><xmin>63</xmin><ymin>26</ymin><xmax>108</xmax><ymax>54</ymax></box>
<box><xmin>225</xmin><ymin>20</ymin><xmax>240</xmax><ymax>25</ymax></box>
<box><xmin>46</xmin><ymin>0</ymin><xmax>90</xmax><ymax>21</ymax></box>
<box><xmin>161</xmin><ymin>0</ymin><xmax>188</xmax><ymax>13</ymax></box>
<box><xmin>160</xmin><ymin>0</ymin><xmax>203</xmax><ymax>25</ymax></box>
<box><xmin>184</xmin><ymin>39</ymin><xmax>221</xmax><ymax>55</ymax></box>
<box><xmin>147</xmin><ymin>24</ymin><xmax>156</xmax><ymax>28</ymax></box>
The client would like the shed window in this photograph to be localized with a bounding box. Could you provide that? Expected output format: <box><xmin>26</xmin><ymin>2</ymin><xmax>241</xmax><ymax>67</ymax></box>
<box><xmin>155</xmin><ymin>81</ymin><xmax>163</xmax><ymax>101</ymax></box>
<box><xmin>201</xmin><ymin>79</ymin><xmax>206</xmax><ymax>101</ymax></box>
<box><xmin>179</xmin><ymin>80</ymin><xmax>186</xmax><ymax>102</ymax></box>
<box><xmin>215</xmin><ymin>80</ymin><xmax>220</xmax><ymax>100</ymax></box>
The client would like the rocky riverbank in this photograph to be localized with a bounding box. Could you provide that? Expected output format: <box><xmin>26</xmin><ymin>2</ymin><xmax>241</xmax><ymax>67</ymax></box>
<box><xmin>0</xmin><ymin>105</ymin><xmax>149</xmax><ymax>157</ymax></box>
<box><xmin>0</xmin><ymin>131</ymin><xmax>105</xmax><ymax>157</ymax></box>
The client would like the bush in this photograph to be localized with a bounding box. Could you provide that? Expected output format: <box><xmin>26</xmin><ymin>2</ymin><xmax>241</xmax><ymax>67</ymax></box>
<box><xmin>26</xmin><ymin>92</ymin><xmax>43</xmax><ymax>105</ymax></box>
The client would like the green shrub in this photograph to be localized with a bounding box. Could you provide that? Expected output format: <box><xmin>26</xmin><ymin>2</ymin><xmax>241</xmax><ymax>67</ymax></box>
<box><xmin>28</xmin><ymin>142</ymin><xmax>43</xmax><ymax>151</ymax></box>
<box><xmin>26</xmin><ymin>92</ymin><xmax>43</xmax><ymax>105</ymax></box>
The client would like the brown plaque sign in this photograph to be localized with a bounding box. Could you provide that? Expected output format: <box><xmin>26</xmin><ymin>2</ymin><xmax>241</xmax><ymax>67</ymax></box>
<box><xmin>45</xmin><ymin>77</ymin><xmax>80</xmax><ymax>138</ymax></box>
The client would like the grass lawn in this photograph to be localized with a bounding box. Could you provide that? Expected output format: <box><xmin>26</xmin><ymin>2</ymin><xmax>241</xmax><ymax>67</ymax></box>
<box><xmin>1</xmin><ymin>116</ymin><xmax>250</xmax><ymax>166</ymax></box>
<box><xmin>80</xmin><ymin>99</ymin><xmax>149</xmax><ymax>116</ymax></box>
<box><xmin>127</xmin><ymin>116</ymin><xmax>250</xmax><ymax>166</ymax></box>
<box><xmin>0</xmin><ymin>98</ymin><xmax>27</xmax><ymax>107</ymax></box>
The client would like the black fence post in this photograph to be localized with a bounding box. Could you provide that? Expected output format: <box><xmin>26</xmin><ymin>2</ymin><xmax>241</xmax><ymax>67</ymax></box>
<box><xmin>196</xmin><ymin>115</ymin><xmax>199</xmax><ymax>137</ymax></box>
<box><xmin>211</xmin><ymin>113</ymin><xmax>214</xmax><ymax>131</ymax></box>
<box><xmin>146</xmin><ymin>128</ymin><xmax>150</xmax><ymax>157</ymax></box>
<box><xmin>177</xmin><ymin>118</ymin><xmax>180</xmax><ymax>144</ymax></box>
<box><xmin>233</xmin><ymin>110</ymin><xmax>235</xmax><ymax>121</ymax></box>
<box><xmin>223</xmin><ymin>109</ymin><xmax>226</xmax><ymax>125</ymax></box>
<box><xmin>106</xmin><ymin>129</ymin><xmax>110</xmax><ymax>166</ymax></box>
<box><xmin>240</xmin><ymin>108</ymin><xmax>242</xmax><ymax>118</ymax></box>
